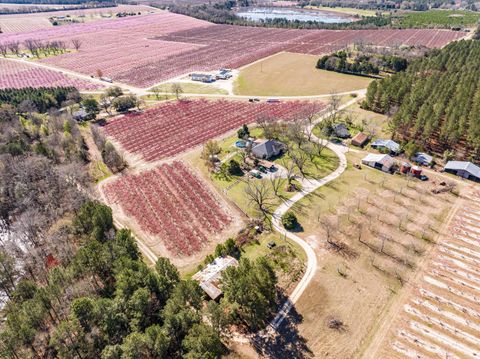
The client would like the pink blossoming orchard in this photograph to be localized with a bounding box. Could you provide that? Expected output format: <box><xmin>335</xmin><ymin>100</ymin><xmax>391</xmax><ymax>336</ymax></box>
<box><xmin>102</xmin><ymin>161</ymin><xmax>232</xmax><ymax>258</ymax></box>
<box><xmin>103</xmin><ymin>99</ymin><xmax>321</xmax><ymax>162</ymax></box>
<box><xmin>0</xmin><ymin>11</ymin><xmax>468</xmax><ymax>89</ymax></box>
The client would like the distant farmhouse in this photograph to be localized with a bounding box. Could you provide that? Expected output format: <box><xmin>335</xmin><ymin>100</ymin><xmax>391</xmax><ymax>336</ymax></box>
<box><xmin>362</xmin><ymin>153</ymin><xmax>395</xmax><ymax>173</ymax></box>
<box><xmin>252</xmin><ymin>139</ymin><xmax>285</xmax><ymax>160</ymax></box>
<box><xmin>444</xmin><ymin>161</ymin><xmax>480</xmax><ymax>182</ymax></box>
<box><xmin>371</xmin><ymin>139</ymin><xmax>401</xmax><ymax>155</ymax></box>
<box><xmin>192</xmin><ymin>256</ymin><xmax>239</xmax><ymax>300</ymax></box>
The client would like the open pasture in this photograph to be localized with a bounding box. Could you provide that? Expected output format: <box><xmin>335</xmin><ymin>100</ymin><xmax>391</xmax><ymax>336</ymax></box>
<box><xmin>288</xmin><ymin>151</ymin><xmax>461</xmax><ymax>358</ymax></box>
<box><xmin>102</xmin><ymin>161</ymin><xmax>232</xmax><ymax>260</ymax></box>
<box><xmin>375</xmin><ymin>188</ymin><xmax>480</xmax><ymax>359</ymax></box>
<box><xmin>0</xmin><ymin>58</ymin><xmax>102</xmax><ymax>90</ymax></box>
<box><xmin>0</xmin><ymin>11</ymin><xmax>466</xmax><ymax>88</ymax></box>
<box><xmin>103</xmin><ymin>99</ymin><xmax>320</xmax><ymax>163</ymax></box>
<box><xmin>234</xmin><ymin>52</ymin><xmax>372</xmax><ymax>96</ymax></box>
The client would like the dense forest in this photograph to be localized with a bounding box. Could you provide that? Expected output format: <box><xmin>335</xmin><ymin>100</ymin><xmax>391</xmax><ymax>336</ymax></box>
<box><xmin>299</xmin><ymin>0</ymin><xmax>477</xmax><ymax>11</ymax></box>
<box><xmin>363</xmin><ymin>40</ymin><xmax>480</xmax><ymax>161</ymax></box>
<box><xmin>0</xmin><ymin>87</ymin><xmax>279</xmax><ymax>358</ymax></box>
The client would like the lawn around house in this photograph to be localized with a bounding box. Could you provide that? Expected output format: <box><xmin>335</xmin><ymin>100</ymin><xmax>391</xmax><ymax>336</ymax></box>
<box><xmin>234</xmin><ymin>52</ymin><xmax>373</xmax><ymax>96</ymax></box>
<box><xmin>198</xmin><ymin>125</ymin><xmax>339</xmax><ymax>217</ymax></box>
<box><xmin>313</xmin><ymin>101</ymin><xmax>390</xmax><ymax>145</ymax></box>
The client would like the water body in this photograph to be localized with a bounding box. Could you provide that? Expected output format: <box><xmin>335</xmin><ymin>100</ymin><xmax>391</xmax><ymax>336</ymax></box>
<box><xmin>237</xmin><ymin>7</ymin><xmax>353</xmax><ymax>23</ymax></box>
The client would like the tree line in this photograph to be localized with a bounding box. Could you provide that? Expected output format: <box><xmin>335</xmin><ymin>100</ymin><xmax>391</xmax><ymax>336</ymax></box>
<box><xmin>0</xmin><ymin>2</ymin><xmax>115</xmax><ymax>15</ymax></box>
<box><xmin>165</xmin><ymin>2</ymin><xmax>391</xmax><ymax>30</ymax></box>
<box><xmin>362</xmin><ymin>40</ymin><xmax>480</xmax><ymax>161</ymax></box>
<box><xmin>0</xmin><ymin>200</ymin><xmax>278</xmax><ymax>358</ymax></box>
<box><xmin>317</xmin><ymin>50</ymin><xmax>408</xmax><ymax>76</ymax></box>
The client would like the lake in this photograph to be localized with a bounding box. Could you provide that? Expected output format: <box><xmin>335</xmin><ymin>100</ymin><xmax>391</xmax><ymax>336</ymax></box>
<box><xmin>236</xmin><ymin>7</ymin><xmax>353</xmax><ymax>23</ymax></box>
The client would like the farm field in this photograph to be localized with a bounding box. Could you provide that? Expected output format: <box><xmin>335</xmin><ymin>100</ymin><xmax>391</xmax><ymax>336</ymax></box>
<box><xmin>234</xmin><ymin>52</ymin><xmax>372</xmax><ymax>96</ymax></box>
<box><xmin>0</xmin><ymin>58</ymin><xmax>102</xmax><ymax>90</ymax></box>
<box><xmin>288</xmin><ymin>150</ymin><xmax>461</xmax><ymax>358</ymax></box>
<box><xmin>101</xmin><ymin>161</ymin><xmax>240</xmax><ymax>269</ymax></box>
<box><xmin>103</xmin><ymin>99</ymin><xmax>320</xmax><ymax>163</ymax></box>
<box><xmin>0</xmin><ymin>4</ymin><xmax>157</xmax><ymax>33</ymax></box>
<box><xmin>371</xmin><ymin>188</ymin><xmax>480</xmax><ymax>358</ymax></box>
<box><xmin>0</xmin><ymin>11</ymin><xmax>466</xmax><ymax>88</ymax></box>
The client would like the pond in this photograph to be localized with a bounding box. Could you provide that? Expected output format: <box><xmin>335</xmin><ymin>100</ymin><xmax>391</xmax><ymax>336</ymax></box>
<box><xmin>236</xmin><ymin>7</ymin><xmax>353</xmax><ymax>23</ymax></box>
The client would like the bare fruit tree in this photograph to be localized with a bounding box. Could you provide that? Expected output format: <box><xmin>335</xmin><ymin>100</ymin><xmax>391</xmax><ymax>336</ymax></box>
<box><xmin>171</xmin><ymin>83</ymin><xmax>183</xmax><ymax>100</ymax></box>
<box><xmin>71</xmin><ymin>39</ymin><xmax>82</xmax><ymax>51</ymax></box>
<box><xmin>8</xmin><ymin>41</ymin><xmax>19</xmax><ymax>56</ymax></box>
<box><xmin>0</xmin><ymin>43</ymin><xmax>7</xmax><ymax>57</ymax></box>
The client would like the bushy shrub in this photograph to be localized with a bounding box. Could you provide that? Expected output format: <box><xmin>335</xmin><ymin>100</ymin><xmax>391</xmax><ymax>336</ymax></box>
<box><xmin>281</xmin><ymin>211</ymin><xmax>298</xmax><ymax>230</ymax></box>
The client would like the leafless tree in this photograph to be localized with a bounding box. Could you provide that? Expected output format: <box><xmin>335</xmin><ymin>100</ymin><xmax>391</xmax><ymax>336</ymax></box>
<box><xmin>8</xmin><ymin>41</ymin><xmax>19</xmax><ymax>56</ymax></box>
<box><xmin>57</xmin><ymin>40</ymin><xmax>66</xmax><ymax>53</ymax></box>
<box><xmin>320</xmin><ymin>217</ymin><xmax>338</xmax><ymax>248</ymax></box>
<box><xmin>24</xmin><ymin>39</ymin><xmax>38</xmax><ymax>57</ymax></box>
<box><xmin>269</xmin><ymin>176</ymin><xmax>285</xmax><ymax>197</ymax></box>
<box><xmin>99</xmin><ymin>94</ymin><xmax>112</xmax><ymax>115</ymax></box>
<box><xmin>327</xmin><ymin>91</ymin><xmax>344</xmax><ymax>124</ymax></box>
<box><xmin>152</xmin><ymin>87</ymin><xmax>162</xmax><ymax>101</ymax></box>
<box><xmin>0</xmin><ymin>43</ymin><xmax>7</xmax><ymax>57</ymax></box>
<box><xmin>243</xmin><ymin>179</ymin><xmax>275</xmax><ymax>222</ymax></box>
<box><xmin>291</xmin><ymin>150</ymin><xmax>309</xmax><ymax>178</ymax></box>
<box><xmin>285</xmin><ymin>120</ymin><xmax>306</xmax><ymax>149</ymax></box>
<box><xmin>257</xmin><ymin>115</ymin><xmax>280</xmax><ymax>140</ymax></box>
<box><xmin>379</xmin><ymin>233</ymin><xmax>391</xmax><ymax>254</ymax></box>
<box><xmin>312</xmin><ymin>138</ymin><xmax>329</xmax><ymax>158</ymax></box>
<box><xmin>171</xmin><ymin>83</ymin><xmax>183</xmax><ymax>100</ymax></box>
<box><xmin>281</xmin><ymin>159</ymin><xmax>297</xmax><ymax>191</ymax></box>
<box><xmin>71</xmin><ymin>38</ymin><xmax>82</xmax><ymax>51</ymax></box>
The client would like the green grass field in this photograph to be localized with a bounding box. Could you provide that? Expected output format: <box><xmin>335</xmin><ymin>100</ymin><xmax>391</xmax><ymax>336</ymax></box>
<box><xmin>395</xmin><ymin>10</ymin><xmax>480</xmax><ymax>28</ymax></box>
<box><xmin>234</xmin><ymin>52</ymin><xmax>373</xmax><ymax>96</ymax></box>
<box><xmin>150</xmin><ymin>82</ymin><xmax>228</xmax><ymax>95</ymax></box>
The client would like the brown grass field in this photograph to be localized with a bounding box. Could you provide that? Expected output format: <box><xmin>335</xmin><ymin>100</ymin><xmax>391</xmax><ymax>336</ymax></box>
<box><xmin>288</xmin><ymin>150</ymin><xmax>463</xmax><ymax>358</ymax></box>
<box><xmin>234</xmin><ymin>52</ymin><xmax>373</xmax><ymax>97</ymax></box>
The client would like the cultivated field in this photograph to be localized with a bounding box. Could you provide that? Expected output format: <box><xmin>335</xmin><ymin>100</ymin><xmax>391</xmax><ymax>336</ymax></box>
<box><xmin>0</xmin><ymin>4</ymin><xmax>157</xmax><ymax>33</ymax></box>
<box><xmin>289</xmin><ymin>151</ymin><xmax>461</xmax><ymax>358</ymax></box>
<box><xmin>0</xmin><ymin>11</ymin><xmax>466</xmax><ymax>87</ymax></box>
<box><xmin>372</xmin><ymin>188</ymin><xmax>480</xmax><ymax>359</ymax></box>
<box><xmin>101</xmin><ymin>161</ymin><xmax>237</xmax><ymax>265</ymax></box>
<box><xmin>103</xmin><ymin>99</ymin><xmax>320</xmax><ymax>163</ymax></box>
<box><xmin>0</xmin><ymin>58</ymin><xmax>102</xmax><ymax>90</ymax></box>
<box><xmin>234</xmin><ymin>52</ymin><xmax>372</xmax><ymax>96</ymax></box>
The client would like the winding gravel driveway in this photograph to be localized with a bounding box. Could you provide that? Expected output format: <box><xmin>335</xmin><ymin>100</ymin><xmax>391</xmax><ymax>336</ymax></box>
<box><xmin>268</xmin><ymin>96</ymin><xmax>360</xmax><ymax>329</ymax></box>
